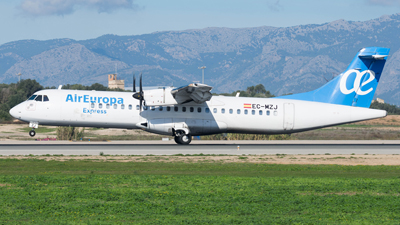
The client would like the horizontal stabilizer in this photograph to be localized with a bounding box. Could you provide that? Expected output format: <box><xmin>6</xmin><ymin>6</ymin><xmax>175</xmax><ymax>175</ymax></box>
<box><xmin>359</xmin><ymin>54</ymin><xmax>388</xmax><ymax>60</ymax></box>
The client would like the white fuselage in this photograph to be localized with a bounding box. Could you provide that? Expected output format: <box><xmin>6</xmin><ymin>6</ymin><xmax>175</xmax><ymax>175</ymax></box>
<box><xmin>10</xmin><ymin>89</ymin><xmax>386</xmax><ymax>136</ymax></box>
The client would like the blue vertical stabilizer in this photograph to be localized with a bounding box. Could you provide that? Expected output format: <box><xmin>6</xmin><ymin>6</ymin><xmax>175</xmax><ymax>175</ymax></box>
<box><xmin>277</xmin><ymin>47</ymin><xmax>390</xmax><ymax>108</ymax></box>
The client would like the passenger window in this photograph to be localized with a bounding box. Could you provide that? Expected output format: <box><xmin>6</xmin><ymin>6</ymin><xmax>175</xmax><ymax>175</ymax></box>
<box><xmin>43</xmin><ymin>95</ymin><xmax>49</xmax><ymax>101</ymax></box>
<box><xmin>274</xmin><ymin>111</ymin><xmax>278</xmax><ymax>116</ymax></box>
<box><xmin>91</xmin><ymin>103</ymin><xmax>95</xmax><ymax>108</ymax></box>
<box><xmin>237</xmin><ymin>109</ymin><xmax>241</xmax><ymax>114</ymax></box>
<box><xmin>229</xmin><ymin>109</ymin><xmax>233</xmax><ymax>114</ymax></box>
<box><xmin>151</xmin><ymin>106</ymin><xmax>155</xmax><ymax>111</ymax></box>
<box><xmin>182</xmin><ymin>107</ymin><xmax>186</xmax><ymax>112</ymax></box>
<box><xmin>113</xmin><ymin>104</ymin><xmax>117</xmax><ymax>109</ymax></box>
<box><xmin>121</xmin><ymin>104</ymin><xmax>125</xmax><ymax>110</ymax></box>
<box><xmin>252</xmin><ymin>110</ymin><xmax>255</xmax><ymax>115</ymax></box>
<box><xmin>190</xmin><ymin>107</ymin><xmax>194</xmax><ymax>112</ymax></box>
<box><xmin>159</xmin><ymin>106</ymin><xmax>163</xmax><ymax>111</ymax></box>
<box><xmin>106</xmin><ymin>104</ymin><xmax>110</xmax><ymax>109</ymax></box>
<box><xmin>259</xmin><ymin>110</ymin><xmax>263</xmax><ymax>115</ymax></box>
<box><xmin>205</xmin><ymin>108</ymin><xmax>210</xmax><ymax>113</ymax></box>
<box><xmin>28</xmin><ymin>95</ymin><xmax>37</xmax><ymax>100</ymax></box>
<box><xmin>129</xmin><ymin>104</ymin><xmax>132</xmax><ymax>110</ymax></box>
<box><xmin>197</xmin><ymin>107</ymin><xmax>202</xmax><ymax>113</ymax></box>
<box><xmin>99</xmin><ymin>103</ymin><xmax>103</xmax><ymax>109</ymax></box>
<box><xmin>174</xmin><ymin>106</ymin><xmax>178</xmax><ymax>112</ymax></box>
<box><xmin>167</xmin><ymin>106</ymin><xmax>171</xmax><ymax>111</ymax></box>
<box><xmin>266</xmin><ymin>110</ymin><xmax>270</xmax><ymax>116</ymax></box>
<box><xmin>213</xmin><ymin>108</ymin><xmax>217</xmax><ymax>113</ymax></box>
<box><xmin>136</xmin><ymin>105</ymin><xmax>140</xmax><ymax>110</ymax></box>
<box><xmin>35</xmin><ymin>95</ymin><xmax>42</xmax><ymax>101</ymax></box>
<box><xmin>221</xmin><ymin>108</ymin><xmax>225</xmax><ymax>114</ymax></box>
<box><xmin>244</xmin><ymin>109</ymin><xmax>248</xmax><ymax>115</ymax></box>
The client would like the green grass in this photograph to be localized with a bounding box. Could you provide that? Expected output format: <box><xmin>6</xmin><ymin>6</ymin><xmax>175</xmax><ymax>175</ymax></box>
<box><xmin>1</xmin><ymin>159</ymin><xmax>400</xmax><ymax>224</ymax></box>
<box><xmin>18</xmin><ymin>127</ymin><xmax>57</xmax><ymax>133</ymax></box>
<box><xmin>2</xmin><ymin>159</ymin><xmax>400</xmax><ymax>178</ymax></box>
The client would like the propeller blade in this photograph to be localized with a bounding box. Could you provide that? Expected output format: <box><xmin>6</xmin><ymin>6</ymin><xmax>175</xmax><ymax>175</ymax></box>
<box><xmin>133</xmin><ymin>73</ymin><xmax>136</xmax><ymax>92</ymax></box>
<box><xmin>132</xmin><ymin>72</ymin><xmax>144</xmax><ymax>112</ymax></box>
<box><xmin>140</xmin><ymin>73</ymin><xmax>143</xmax><ymax>93</ymax></box>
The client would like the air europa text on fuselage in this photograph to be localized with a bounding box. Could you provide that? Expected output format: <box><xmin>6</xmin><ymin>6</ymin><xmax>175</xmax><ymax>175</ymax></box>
<box><xmin>65</xmin><ymin>94</ymin><xmax>124</xmax><ymax>105</ymax></box>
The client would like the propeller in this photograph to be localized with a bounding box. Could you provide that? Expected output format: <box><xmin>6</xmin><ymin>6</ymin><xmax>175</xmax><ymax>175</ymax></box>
<box><xmin>132</xmin><ymin>73</ymin><xmax>144</xmax><ymax>111</ymax></box>
<box><xmin>133</xmin><ymin>73</ymin><xmax>136</xmax><ymax>92</ymax></box>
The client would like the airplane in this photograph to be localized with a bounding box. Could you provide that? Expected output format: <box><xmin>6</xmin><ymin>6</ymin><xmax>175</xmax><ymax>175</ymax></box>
<box><xmin>9</xmin><ymin>47</ymin><xmax>390</xmax><ymax>145</ymax></box>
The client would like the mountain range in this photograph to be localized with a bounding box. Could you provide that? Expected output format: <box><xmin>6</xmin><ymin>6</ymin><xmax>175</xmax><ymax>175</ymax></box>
<box><xmin>1</xmin><ymin>14</ymin><xmax>400</xmax><ymax>104</ymax></box>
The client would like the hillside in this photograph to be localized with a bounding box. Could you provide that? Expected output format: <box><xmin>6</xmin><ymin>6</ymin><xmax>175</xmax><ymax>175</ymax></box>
<box><xmin>1</xmin><ymin>14</ymin><xmax>400</xmax><ymax>104</ymax></box>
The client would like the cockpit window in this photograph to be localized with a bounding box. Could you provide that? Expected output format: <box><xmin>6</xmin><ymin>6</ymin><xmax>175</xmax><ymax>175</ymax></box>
<box><xmin>28</xmin><ymin>95</ymin><xmax>37</xmax><ymax>100</ymax></box>
<box><xmin>35</xmin><ymin>95</ymin><xmax>42</xmax><ymax>101</ymax></box>
<box><xmin>43</xmin><ymin>95</ymin><xmax>49</xmax><ymax>101</ymax></box>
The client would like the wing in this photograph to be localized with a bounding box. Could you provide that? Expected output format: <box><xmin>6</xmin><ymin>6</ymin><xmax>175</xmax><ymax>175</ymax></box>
<box><xmin>143</xmin><ymin>83</ymin><xmax>213</xmax><ymax>106</ymax></box>
<box><xmin>171</xmin><ymin>83</ymin><xmax>213</xmax><ymax>104</ymax></box>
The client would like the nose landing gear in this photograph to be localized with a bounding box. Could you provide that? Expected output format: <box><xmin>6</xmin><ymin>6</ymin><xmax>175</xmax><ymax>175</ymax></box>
<box><xmin>28</xmin><ymin>121</ymin><xmax>38</xmax><ymax>137</ymax></box>
<box><xmin>29</xmin><ymin>129</ymin><xmax>36</xmax><ymax>137</ymax></box>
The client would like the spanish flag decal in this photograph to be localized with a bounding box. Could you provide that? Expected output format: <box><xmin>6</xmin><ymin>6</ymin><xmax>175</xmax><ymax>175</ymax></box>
<box><xmin>244</xmin><ymin>103</ymin><xmax>251</xmax><ymax>108</ymax></box>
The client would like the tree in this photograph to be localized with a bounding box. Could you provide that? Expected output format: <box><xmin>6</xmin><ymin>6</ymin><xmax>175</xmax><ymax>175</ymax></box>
<box><xmin>228</xmin><ymin>84</ymin><xmax>275</xmax><ymax>98</ymax></box>
<box><xmin>370</xmin><ymin>101</ymin><xmax>400</xmax><ymax>115</ymax></box>
<box><xmin>216</xmin><ymin>84</ymin><xmax>275</xmax><ymax>98</ymax></box>
<box><xmin>57</xmin><ymin>127</ymin><xmax>85</xmax><ymax>140</ymax></box>
<box><xmin>16</xmin><ymin>79</ymin><xmax>43</xmax><ymax>98</ymax></box>
<box><xmin>246</xmin><ymin>84</ymin><xmax>274</xmax><ymax>98</ymax></box>
<box><xmin>89</xmin><ymin>83</ymin><xmax>108</xmax><ymax>91</ymax></box>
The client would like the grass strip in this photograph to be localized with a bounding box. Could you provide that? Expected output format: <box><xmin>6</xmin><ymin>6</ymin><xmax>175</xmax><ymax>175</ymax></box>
<box><xmin>1</xmin><ymin>159</ymin><xmax>400</xmax><ymax>224</ymax></box>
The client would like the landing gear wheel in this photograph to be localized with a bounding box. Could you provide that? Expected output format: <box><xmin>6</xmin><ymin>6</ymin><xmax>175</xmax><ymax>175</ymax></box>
<box><xmin>174</xmin><ymin>134</ymin><xmax>192</xmax><ymax>145</ymax></box>
<box><xmin>174</xmin><ymin>136</ymin><xmax>181</xmax><ymax>144</ymax></box>
<box><xmin>29</xmin><ymin>130</ymin><xmax>36</xmax><ymax>137</ymax></box>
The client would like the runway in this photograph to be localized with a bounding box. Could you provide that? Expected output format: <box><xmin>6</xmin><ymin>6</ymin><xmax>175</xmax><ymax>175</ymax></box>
<box><xmin>1</xmin><ymin>140</ymin><xmax>400</xmax><ymax>155</ymax></box>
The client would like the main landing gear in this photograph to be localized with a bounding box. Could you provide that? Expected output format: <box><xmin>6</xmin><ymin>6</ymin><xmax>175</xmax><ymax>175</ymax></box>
<box><xmin>174</xmin><ymin>130</ymin><xmax>192</xmax><ymax>145</ymax></box>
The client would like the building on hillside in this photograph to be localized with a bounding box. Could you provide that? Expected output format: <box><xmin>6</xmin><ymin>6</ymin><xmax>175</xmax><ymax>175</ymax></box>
<box><xmin>376</xmin><ymin>98</ymin><xmax>385</xmax><ymax>104</ymax></box>
<box><xmin>108</xmin><ymin>74</ymin><xmax>124</xmax><ymax>90</ymax></box>
<box><xmin>372</xmin><ymin>98</ymin><xmax>385</xmax><ymax>104</ymax></box>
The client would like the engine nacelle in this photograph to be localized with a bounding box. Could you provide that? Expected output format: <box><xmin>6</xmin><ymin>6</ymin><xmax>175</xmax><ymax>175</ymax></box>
<box><xmin>143</xmin><ymin>83</ymin><xmax>213</xmax><ymax>106</ymax></box>
<box><xmin>143</xmin><ymin>87</ymin><xmax>178</xmax><ymax>106</ymax></box>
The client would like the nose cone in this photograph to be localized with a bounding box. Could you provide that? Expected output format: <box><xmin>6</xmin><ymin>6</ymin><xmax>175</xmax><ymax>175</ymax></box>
<box><xmin>9</xmin><ymin>105</ymin><xmax>20</xmax><ymax>119</ymax></box>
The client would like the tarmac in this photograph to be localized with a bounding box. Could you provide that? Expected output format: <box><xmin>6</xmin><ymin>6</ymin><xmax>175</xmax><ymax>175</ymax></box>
<box><xmin>0</xmin><ymin>140</ymin><xmax>399</xmax><ymax>155</ymax></box>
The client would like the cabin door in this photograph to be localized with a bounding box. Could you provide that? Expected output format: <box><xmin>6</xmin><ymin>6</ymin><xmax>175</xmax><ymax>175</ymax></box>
<box><xmin>283</xmin><ymin>103</ymin><xmax>295</xmax><ymax>130</ymax></box>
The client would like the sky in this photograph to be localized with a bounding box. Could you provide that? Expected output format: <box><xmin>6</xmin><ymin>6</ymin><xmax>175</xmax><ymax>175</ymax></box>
<box><xmin>0</xmin><ymin>0</ymin><xmax>400</xmax><ymax>45</ymax></box>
